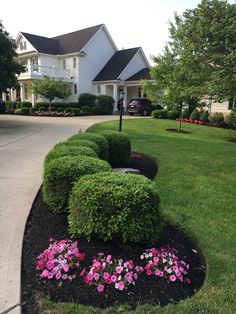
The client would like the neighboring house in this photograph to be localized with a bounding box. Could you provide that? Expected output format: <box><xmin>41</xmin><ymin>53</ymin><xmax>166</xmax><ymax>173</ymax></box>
<box><xmin>2</xmin><ymin>24</ymin><xmax>151</xmax><ymax>111</ymax></box>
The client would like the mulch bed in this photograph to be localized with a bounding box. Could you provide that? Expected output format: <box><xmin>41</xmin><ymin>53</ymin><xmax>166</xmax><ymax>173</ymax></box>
<box><xmin>21</xmin><ymin>153</ymin><xmax>206</xmax><ymax>313</ymax></box>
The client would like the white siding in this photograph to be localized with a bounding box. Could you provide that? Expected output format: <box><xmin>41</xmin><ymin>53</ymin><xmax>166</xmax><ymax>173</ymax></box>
<box><xmin>78</xmin><ymin>27</ymin><xmax>117</xmax><ymax>94</ymax></box>
<box><xmin>16</xmin><ymin>35</ymin><xmax>35</xmax><ymax>54</ymax></box>
<box><xmin>119</xmin><ymin>50</ymin><xmax>148</xmax><ymax>81</ymax></box>
<box><xmin>211</xmin><ymin>101</ymin><xmax>230</xmax><ymax>114</ymax></box>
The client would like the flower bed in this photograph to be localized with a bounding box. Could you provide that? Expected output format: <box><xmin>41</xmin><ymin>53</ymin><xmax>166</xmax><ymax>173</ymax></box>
<box><xmin>176</xmin><ymin>118</ymin><xmax>204</xmax><ymax>125</ymax></box>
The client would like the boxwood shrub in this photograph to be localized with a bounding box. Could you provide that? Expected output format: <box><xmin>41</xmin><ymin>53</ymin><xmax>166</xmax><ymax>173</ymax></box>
<box><xmin>54</xmin><ymin>140</ymin><xmax>100</xmax><ymax>156</ymax></box>
<box><xmin>209</xmin><ymin>112</ymin><xmax>224</xmax><ymax>127</ymax></box>
<box><xmin>15</xmin><ymin>109</ymin><xmax>22</xmax><ymax>115</ymax></box>
<box><xmin>68</xmin><ymin>172</ymin><xmax>164</xmax><ymax>244</ymax></box>
<box><xmin>43</xmin><ymin>156</ymin><xmax>111</xmax><ymax>213</ymax></box>
<box><xmin>44</xmin><ymin>145</ymin><xmax>97</xmax><ymax>165</ymax></box>
<box><xmin>21</xmin><ymin>107</ymin><xmax>30</xmax><ymax>115</ymax></box>
<box><xmin>99</xmin><ymin>130</ymin><xmax>131</xmax><ymax>166</ymax></box>
<box><xmin>190</xmin><ymin>108</ymin><xmax>200</xmax><ymax>120</ymax></box>
<box><xmin>68</xmin><ymin>133</ymin><xmax>109</xmax><ymax>161</ymax></box>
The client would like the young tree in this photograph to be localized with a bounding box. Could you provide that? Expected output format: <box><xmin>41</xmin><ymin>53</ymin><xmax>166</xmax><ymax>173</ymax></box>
<box><xmin>0</xmin><ymin>22</ymin><xmax>25</xmax><ymax>94</ymax></box>
<box><xmin>32</xmin><ymin>76</ymin><xmax>71</xmax><ymax>111</ymax></box>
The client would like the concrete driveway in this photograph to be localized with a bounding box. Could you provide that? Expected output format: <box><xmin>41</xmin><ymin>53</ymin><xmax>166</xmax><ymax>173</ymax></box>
<box><xmin>0</xmin><ymin>114</ymin><xmax>136</xmax><ymax>314</ymax></box>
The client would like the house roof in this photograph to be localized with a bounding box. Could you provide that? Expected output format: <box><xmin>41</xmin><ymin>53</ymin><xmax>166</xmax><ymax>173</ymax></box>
<box><xmin>21</xmin><ymin>24</ymin><xmax>103</xmax><ymax>55</ymax></box>
<box><xmin>125</xmin><ymin>67</ymin><xmax>151</xmax><ymax>81</ymax></box>
<box><xmin>93</xmin><ymin>47</ymin><xmax>140</xmax><ymax>81</ymax></box>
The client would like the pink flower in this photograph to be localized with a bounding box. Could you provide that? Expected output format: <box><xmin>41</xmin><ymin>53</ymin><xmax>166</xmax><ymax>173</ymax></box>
<box><xmin>106</xmin><ymin>278</ymin><xmax>112</xmax><ymax>284</ymax></box>
<box><xmin>86</xmin><ymin>273</ymin><xmax>94</xmax><ymax>281</ymax></box>
<box><xmin>153</xmin><ymin>257</ymin><xmax>159</xmax><ymax>264</ymax></box>
<box><xmin>103</xmin><ymin>272</ymin><xmax>110</xmax><ymax>280</ymax></box>
<box><xmin>47</xmin><ymin>272</ymin><xmax>53</xmax><ymax>279</ymax></box>
<box><xmin>41</xmin><ymin>269</ymin><xmax>49</xmax><ymax>278</ymax></box>
<box><xmin>155</xmin><ymin>270</ymin><xmax>163</xmax><ymax>277</ymax></box>
<box><xmin>46</xmin><ymin>260</ymin><xmax>54</xmax><ymax>270</ymax></box>
<box><xmin>56</xmin><ymin>271</ymin><xmax>62</xmax><ymax>280</ymax></box>
<box><xmin>80</xmin><ymin>268</ymin><xmax>86</xmax><ymax>277</ymax></box>
<box><xmin>186</xmin><ymin>278</ymin><xmax>191</xmax><ymax>284</ymax></box>
<box><xmin>169</xmin><ymin>274</ymin><xmax>177</xmax><ymax>282</ymax></box>
<box><xmin>63</xmin><ymin>264</ymin><xmax>69</xmax><ymax>272</ymax></box>
<box><xmin>125</xmin><ymin>272</ymin><xmax>133</xmax><ymax>281</ymax></box>
<box><xmin>116</xmin><ymin>266</ymin><xmax>123</xmax><ymax>274</ymax></box>
<box><xmin>97</xmin><ymin>284</ymin><xmax>105</xmax><ymax>292</ymax></box>
<box><xmin>117</xmin><ymin>281</ymin><xmax>125</xmax><ymax>291</ymax></box>
<box><xmin>93</xmin><ymin>273</ymin><xmax>100</xmax><ymax>281</ymax></box>
<box><xmin>111</xmin><ymin>275</ymin><xmax>117</xmax><ymax>282</ymax></box>
<box><xmin>146</xmin><ymin>269</ymin><xmax>152</xmax><ymax>276</ymax></box>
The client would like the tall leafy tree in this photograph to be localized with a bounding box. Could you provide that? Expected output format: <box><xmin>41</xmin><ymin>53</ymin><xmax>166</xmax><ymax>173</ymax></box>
<box><xmin>143</xmin><ymin>0</ymin><xmax>236</xmax><ymax>131</ymax></box>
<box><xmin>0</xmin><ymin>22</ymin><xmax>25</xmax><ymax>94</ymax></box>
<box><xmin>32</xmin><ymin>76</ymin><xmax>71</xmax><ymax>111</ymax></box>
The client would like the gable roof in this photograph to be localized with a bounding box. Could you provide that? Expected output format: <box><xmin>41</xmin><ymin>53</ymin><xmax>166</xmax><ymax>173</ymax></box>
<box><xmin>21</xmin><ymin>33</ymin><xmax>58</xmax><ymax>54</ymax></box>
<box><xmin>125</xmin><ymin>67</ymin><xmax>151</xmax><ymax>81</ymax></box>
<box><xmin>20</xmin><ymin>24</ymin><xmax>103</xmax><ymax>55</ymax></box>
<box><xmin>93</xmin><ymin>47</ymin><xmax>140</xmax><ymax>81</ymax></box>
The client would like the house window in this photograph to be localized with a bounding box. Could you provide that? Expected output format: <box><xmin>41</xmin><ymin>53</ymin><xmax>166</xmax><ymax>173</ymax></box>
<box><xmin>63</xmin><ymin>59</ymin><xmax>66</xmax><ymax>69</ymax></box>
<box><xmin>20</xmin><ymin>41</ymin><xmax>26</xmax><ymax>51</ymax></box>
<box><xmin>74</xmin><ymin>84</ymin><xmax>77</xmax><ymax>94</ymax></box>
<box><xmin>228</xmin><ymin>99</ymin><xmax>235</xmax><ymax>110</ymax></box>
<box><xmin>32</xmin><ymin>57</ymin><xmax>38</xmax><ymax>71</ymax></box>
<box><xmin>73</xmin><ymin>58</ymin><xmax>77</xmax><ymax>69</ymax></box>
<box><xmin>97</xmin><ymin>85</ymin><xmax>101</xmax><ymax>94</ymax></box>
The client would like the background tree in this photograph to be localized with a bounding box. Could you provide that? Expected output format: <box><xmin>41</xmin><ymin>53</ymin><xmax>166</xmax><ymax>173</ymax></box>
<box><xmin>143</xmin><ymin>0</ymin><xmax>236</xmax><ymax>130</ymax></box>
<box><xmin>0</xmin><ymin>22</ymin><xmax>25</xmax><ymax>94</ymax></box>
<box><xmin>32</xmin><ymin>76</ymin><xmax>71</xmax><ymax>111</ymax></box>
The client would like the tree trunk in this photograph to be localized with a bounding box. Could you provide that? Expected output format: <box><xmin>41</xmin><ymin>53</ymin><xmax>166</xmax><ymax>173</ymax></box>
<box><xmin>178</xmin><ymin>103</ymin><xmax>183</xmax><ymax>132</ymax></box>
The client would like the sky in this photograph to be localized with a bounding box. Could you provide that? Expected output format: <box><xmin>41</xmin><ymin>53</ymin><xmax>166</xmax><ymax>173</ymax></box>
<box><xmin>1</xmin><ymin>0</ymin><xmax>235</xmax><ymax>63</ymax></box>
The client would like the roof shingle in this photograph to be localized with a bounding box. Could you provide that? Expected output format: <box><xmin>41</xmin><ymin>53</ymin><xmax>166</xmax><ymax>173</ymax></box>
<box><xmin>93</xmin><ymin>47</ymin><xmax>140</xmax><ymax>81</ymax></box>
<box><xmin>21</xmin><ymin>24</ymin><xmax>103</xmax><ymax>55</ymax></box>
<box><xmin>125</xmin><ymin>68</ymin><xmax>151</xmax><ymax>81</ymax></box>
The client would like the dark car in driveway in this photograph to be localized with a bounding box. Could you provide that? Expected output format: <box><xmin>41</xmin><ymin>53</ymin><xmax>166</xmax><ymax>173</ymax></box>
<box><xmin>0</xmin><ymin>99</ymin><xmax>6</xmax><ymax>114</ymax></box>
<box><xmin>127</xmin><ymin>98</ymin><xmax>162</xmax><ymax>116</ymax></box>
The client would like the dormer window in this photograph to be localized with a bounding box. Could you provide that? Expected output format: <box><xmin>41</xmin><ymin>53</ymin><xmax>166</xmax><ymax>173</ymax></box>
<box><xmin>20</xmin><ymin>41</ymin><xmax>26</xmax><ymax>51</ymax></box>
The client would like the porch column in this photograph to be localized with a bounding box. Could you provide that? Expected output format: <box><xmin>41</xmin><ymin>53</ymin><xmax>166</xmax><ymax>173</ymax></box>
<box><xmin>123</xmin><ymin>86</ymin><xmax>128</xmax><ymax>111</ymax></box>
<box><xmin>2</xmin><ymin>92</ymin><xmax>7</xmax><ymax>101</ymax></box>
<box><xmin>10</xmin><ymin>88</ymin><xmax>15</xmax><ymax>101</ymax></box>
<box><xmin>31</xmin><ymin>91</ymin><xmax>36</xmax><ymax>107</ymax></box>
<box><xmin>20</xmin><ymin>83</ymin><xmax>25</xmax><ymax>101</ymax></box>
<box><xmin>113</xmin><ymin>84</ymin><xmax>118</xmax><ymax>112</ymax></box>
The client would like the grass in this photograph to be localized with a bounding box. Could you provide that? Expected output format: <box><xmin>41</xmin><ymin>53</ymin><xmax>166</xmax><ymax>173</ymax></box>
<box><xmin>39</xmin><ymin>118</ymin><xmax>236</xmax><ymax>314</ymax></box>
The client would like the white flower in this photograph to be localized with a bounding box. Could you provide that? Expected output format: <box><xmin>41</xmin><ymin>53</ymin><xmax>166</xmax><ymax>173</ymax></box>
<box><xmin>115</xmin><ymin>283</ymin><xmax>119</xmax><ymax>289</ymax></box>
<box><xmin>149</xmin><ymin>253</ymin><xmax>153</xmax><ymax>257</ymax></box>
<box><xmin>140</xmin><ymin>255</ymin><xmax>144</xmax><ymax>259</ymax></box>
<box><xmin>145</xmin><ymin>254</ymin><xmax>149</xmax><ymax>259</ymax></box>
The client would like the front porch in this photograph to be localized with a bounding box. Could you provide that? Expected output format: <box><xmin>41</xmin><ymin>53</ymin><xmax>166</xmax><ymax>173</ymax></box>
<box><xmin>94</xmin><ymin>81</ymin><xmax>146</xmax><ymax>112</ymax></box>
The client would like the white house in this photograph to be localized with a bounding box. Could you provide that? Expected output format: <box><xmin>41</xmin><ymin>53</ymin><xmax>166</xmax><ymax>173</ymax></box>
<box><xmin>3</xmin><ymin>24</ymin><xmax>151</xmax><ymax>111</ymax></box>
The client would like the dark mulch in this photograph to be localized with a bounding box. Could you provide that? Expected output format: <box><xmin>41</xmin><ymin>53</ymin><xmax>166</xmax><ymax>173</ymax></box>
<box><xmin>228</xmin><ymin>138</ymin><xmax>236</xmax><ymax>143</ymax></box>
<box><xmin>166</xmin><ymin>128</ymin><xmax>192</xmax><ymax>134</ymax></box>
<box><xmin>21</xmin><ymin>153</ymin><xmax>206</xmax><ymax>313</ymax></box>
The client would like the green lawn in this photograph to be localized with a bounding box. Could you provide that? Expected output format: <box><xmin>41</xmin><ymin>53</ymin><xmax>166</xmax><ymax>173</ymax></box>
<box><xmin>40</xmin><ymin>118</ymin><xmax>236</xmax><ymax>314</ymax></box>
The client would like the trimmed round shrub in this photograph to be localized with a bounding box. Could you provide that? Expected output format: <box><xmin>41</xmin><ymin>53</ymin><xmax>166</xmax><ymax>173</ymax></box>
<box><xmin>68</xmin><ymin>133</ymin><xmax>109</xmax><ymax>161</ymax></box>
<box><xmin>152</xmin><ymin>109</ymin><xmax>161</xmax><ymax>118</ymax></box>
<box><xmin>71</xmin><ymin>108</ymin><xmax>81</xmax><ymax>116</ymax></box>
<box><xmin>21</xmin><ymin>107</ymin><xmax>30</xmax><ymax>115</ymax></box>
<box><xmin>81</xmin><ymin>105</ymin><xmax>91</xmax><ymax>113</ymax></box>
<box><xmin>5</xmin><ymin>101</ymin><xmax>18</xmax><ymax>109</ymax></box>
<box><xmin>68</xmin><ymin>172</ymin><xmax>164</xmax><ymax>244</ymax></box>
<box><xmin>20</xmin><ymin>101</ymin><xmax>32</xmax><ymax>109</ymax></box>
<box><xmin>200</xmin><ymin>110</ymin><xmax>209</xmax><ymax>123</ymax></box>
<box><xmin>57</xmin><ymin>107</ymin><xmax>64</xmax><ymax>113</ymax></box>
<box><xmin>30</xmin><ymin>107</ymin><xmax>37</xmax><ymax>114</ymax></box>
<box><xmin>225</xmin><ymin>111</ymin><xmax>236</xmax><ymax>129</ymax></box>
<box><xmin>35</xmin><ymin>102</ymin><xmax>49</xmax><ymax>110</ymax></box>
<box><xmin>43</xmin><ymin>156</ymin><xmax>111</xmax><ymax>213</ymax></box>
<box><xmin>44</xmin><ymin>145</ymin><xmax>97</xmax><ymax>165</ymax></box>
<box><xmin>182</xmin><ymin>108</ymin><xmax>190</xmax><ymax>119</ymax></box>
<box><xmin>15</xmin><ymin>109</ymin><xmax>22</xmax><ymax>115</ymax></box>
<box><xmin>54</xmin><ymin>140</ymin><xmax>100</xmax><ymax>156</ymax></box>
<box><xmin>39</xmin><ymin>106</ymin><xmax>46</xmax><ymax>112</ymax></box>
<box><xmin>99</xmin><ymin>130</ymin><xmax>131</xmax><ymax>166</ymax></box>
<box><xmin>209</xmin><ymin>112</ymin><xmax>224</xmax><ymax>127</ymax></box>
<box><xmin>78</xmin><ymin>93</ymin><xmax>96</xmax><ymax>107</ymax></box>
<box><xmin>93</xmin><ymin>105</ymin><xmax>104</xmax><ymax>115</ymax></box>
<box><xmin>190</xmin><ymin>108</ymin><xmax>200</xmax><ymax>120</ymax></box>
<box><xmin>96</xmin><ymin>95</ymin><xmax>114</xmax><ymax>114</ymax></box>
<box><xmin>167</xmin><ymin>109</ymin><xmax>179</xmax><ymax>120</ymax></box>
